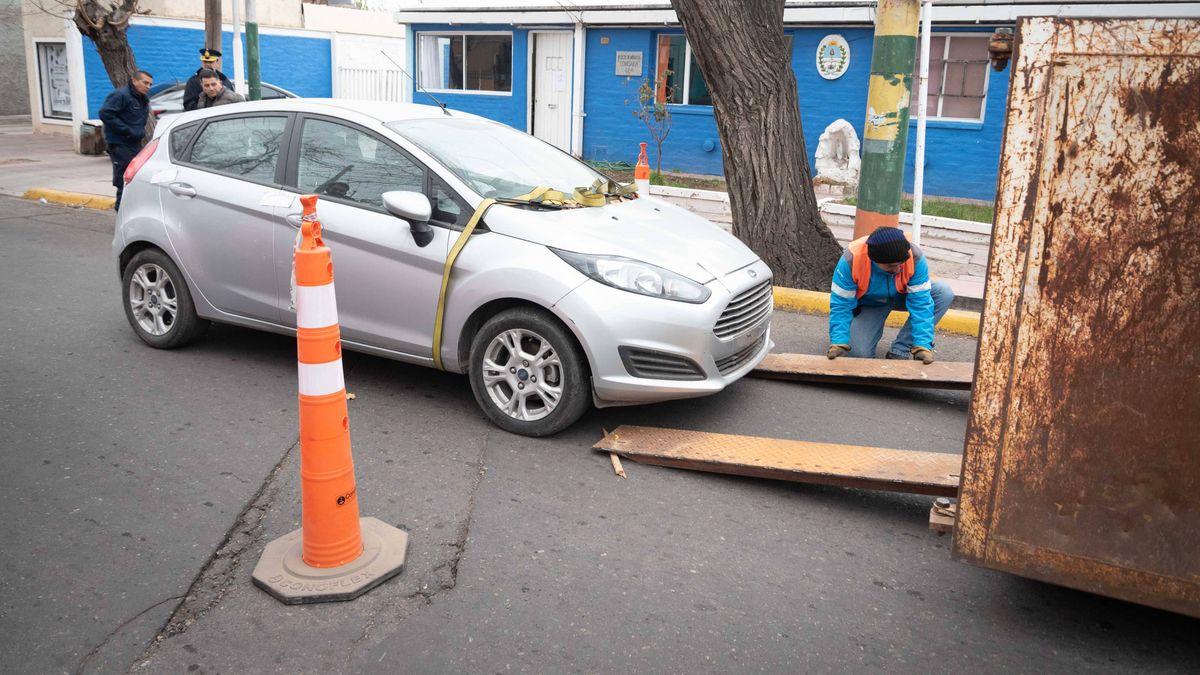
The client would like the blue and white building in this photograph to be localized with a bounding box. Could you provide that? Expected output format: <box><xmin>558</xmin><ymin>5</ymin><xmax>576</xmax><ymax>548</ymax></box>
<box><xmin>393</xmin><ymin>0</ymin><xmax>1199</xmax><ymax>201</ymax></box>
<box><xmin>20</xmin><ymin>1</ymin><xmax>407</xmax><ymax>144</ymax></box>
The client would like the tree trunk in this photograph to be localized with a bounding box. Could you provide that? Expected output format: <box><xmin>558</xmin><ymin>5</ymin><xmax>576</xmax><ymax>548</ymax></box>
<box><xmin>205</xmin><ymin>0</ymin><xmax>222</xmax><ymax>52</ymax></box>
<box><xmin>73</xmin><ymin>0</ymin><xmax>139</xmax><ymax>87</ymax></box>
<box><xmin>670</xmin><ymin>0</ymin><xmax>842</xmax><ymax>290</ymax></box>
<box><xmin>72</xmin><ymin>0</ymin><xmax>154</xmax><ymax>141</ymax></box>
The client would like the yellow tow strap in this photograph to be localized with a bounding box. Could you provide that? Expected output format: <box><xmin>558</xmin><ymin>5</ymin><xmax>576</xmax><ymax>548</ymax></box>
<box><xmin>430</xmin><ymin>178</ymin><xmax>639</xmax><ymax>370</ymax></box>
<box><xmin>432</xmin><ymin>197</ymin><xmax>495</xmax><ymax>371</ymax></box>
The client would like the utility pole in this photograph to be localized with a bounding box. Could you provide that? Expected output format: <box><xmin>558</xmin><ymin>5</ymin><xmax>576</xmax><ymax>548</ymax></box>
<box><xmin>204</xmin><ymin>0</ymin><xmax>221</xmax><ymax>53</ymax></box>
<box><xmin>232</xmin><ymin>0</ymin><xmax>245</xmax><ymax>94</ymax></box>
<box><xmin>246</xmin><ymin>0</ymin><xmax>261</xmax><ymax>100</ymax></box>
<box><xmin>910</xmin><ymin>0</ymin><xmax>933</xmax><ymax>246</ymax></box>
<box><xmin>853</xmin><ymin>0</ymin><xmax>921</xmax><ymax>239</ymax></box>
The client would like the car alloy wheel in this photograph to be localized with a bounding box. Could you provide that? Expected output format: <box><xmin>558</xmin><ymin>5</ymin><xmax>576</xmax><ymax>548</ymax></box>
<box><xmin>480</xmin><ymin>327</ymin><xmax>563</xmax><ymax>422</ymax></box>
<box><xmin>128</xmin><ymin>262</ymin><xmax>178</xmax><ymax>336</ymax></box>
<box><xmin>468</xmin><ymin>307</ymin><xmax>590</xmax><ymax>437</ymax></box>
<box><xmin>121</xmin><ymin>248</ymin><xmax>209</xmax><ymax>349</ymax></box>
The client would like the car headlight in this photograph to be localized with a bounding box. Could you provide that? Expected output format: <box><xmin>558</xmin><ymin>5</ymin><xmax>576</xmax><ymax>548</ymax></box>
<box><xmin>552</xmin><ymin>249</ymin><xmax>711</xmax><ymax>304</ymax></box>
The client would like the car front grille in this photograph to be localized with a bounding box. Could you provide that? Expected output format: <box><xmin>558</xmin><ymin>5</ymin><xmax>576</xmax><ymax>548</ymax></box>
<box><xmin>716</xmin><ymin>333</ymin><xmax>767</xmax><ymax>376</ymax></box>
<box><xmin>619</xmin><ymin>347</ymin><xmax>706</xmax><ymax>381</ymax></box>
<box><xmin>714</xmin><ymin>280</ymin><xmax>773</xmax><ymax>339</ymax></box>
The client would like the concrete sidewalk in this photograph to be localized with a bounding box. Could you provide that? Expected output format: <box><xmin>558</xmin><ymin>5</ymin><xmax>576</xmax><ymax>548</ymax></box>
<box><xmin>0</xmin><ymin>116</ymin><xmax>114</xmax><ymax>204</ymax></box>
<box><xmin>653</xmin><ymin>184</ymin><xmax>989</xmax><ymax>307</ymax></box>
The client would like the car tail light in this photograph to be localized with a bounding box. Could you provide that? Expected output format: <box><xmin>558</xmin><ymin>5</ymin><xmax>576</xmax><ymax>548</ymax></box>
<box><xmin>123</xmin><ymin>138</ymin><xmax>159</xmax><ymax>185</ymax></box>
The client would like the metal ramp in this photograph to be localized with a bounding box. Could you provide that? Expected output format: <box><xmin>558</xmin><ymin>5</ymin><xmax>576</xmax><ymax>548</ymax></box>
<box><xmin>751</xmin><ymin>353</ymin><xmax>973</xmax><ymax>390</ymax></box>
<box><xmin>595</xmin><ymin>425</ymin><xmax>961</xmax><ymax>497</ymax></box>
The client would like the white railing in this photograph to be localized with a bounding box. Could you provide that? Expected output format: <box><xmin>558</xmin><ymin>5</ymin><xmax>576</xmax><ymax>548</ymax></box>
<box><xmin>335</xmin><ymin>68</ymin><xmax>407</xmax><ymax>102</ymax></box>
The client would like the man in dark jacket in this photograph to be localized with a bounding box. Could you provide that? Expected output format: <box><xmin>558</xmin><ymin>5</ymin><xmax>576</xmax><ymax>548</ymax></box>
<box><xmin>99</xmin><ymin>70</ymin><xmax>153</xmax><ymax>210</ymax></box>
<box><xmin>184</xmin><ymin>48</ymin><xmax>233</xmax><ymax>111</ymax></box>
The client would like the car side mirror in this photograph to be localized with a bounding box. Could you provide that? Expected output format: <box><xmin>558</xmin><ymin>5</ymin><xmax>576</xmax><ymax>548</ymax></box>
<box><xmin>382</xmin><ymin>191</ymin><xmax>434</xmax><ymax>247</ymax></box>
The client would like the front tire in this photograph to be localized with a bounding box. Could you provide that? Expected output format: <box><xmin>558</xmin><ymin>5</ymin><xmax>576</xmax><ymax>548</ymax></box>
<box><xmin>121</xmin><ymin>248</ymin><xmax>209</xmax><ymax>349</ymax></box>
<box><xmin>468</xmin><ymin>307</ymin><xmax>590</xmax><ymax>437</ymax></box>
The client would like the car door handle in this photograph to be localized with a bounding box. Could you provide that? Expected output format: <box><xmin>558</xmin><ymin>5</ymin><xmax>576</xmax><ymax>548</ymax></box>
<box><xmin>167</xmin><ymin>182</ymin><xmax>196</xmax><ymax>198</ymax></box>
<box><xmin>286</xmin><ymin>214</ymin><xmax>303</xmax><ymax>228</ymax></box>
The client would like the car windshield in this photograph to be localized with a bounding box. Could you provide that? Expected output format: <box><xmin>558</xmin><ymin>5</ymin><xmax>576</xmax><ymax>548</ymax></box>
<box><xmin>386</xmin><ymin>117</ymin><xmax>606</xmax><ymax>200</ymax></box>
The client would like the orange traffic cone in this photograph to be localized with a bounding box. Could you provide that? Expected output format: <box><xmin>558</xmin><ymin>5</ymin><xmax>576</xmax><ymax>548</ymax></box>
<box><xmin>635</xmin><ymin>142</ymin><xmax>651</xmax><ymax>196</ymax></box>
<box><xmin>252</xmin><ymin>194</ymin><xmax>408</xmax><ymax>605</ymax></box>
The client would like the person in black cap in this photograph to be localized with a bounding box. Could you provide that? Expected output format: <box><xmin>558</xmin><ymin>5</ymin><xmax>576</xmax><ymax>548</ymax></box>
<box><xmin>826</xmin><ymin>226</ymin><xmax>955</xmax><ymax>364</ymax></box>
<box><xmin>184</xmin><ymin>48</ymin><xmax>233</xmax><ymax>111</ymax></box>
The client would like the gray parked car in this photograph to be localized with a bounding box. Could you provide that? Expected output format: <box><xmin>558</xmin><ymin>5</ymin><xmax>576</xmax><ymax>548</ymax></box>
<box><xmin>112</xmin><ymin>99</ymin><xmax>773</xmax><ymax>436</ymax></box>
<box><xmin>149</xmin><ymin>81</ymin><xmax>296</xmax><ymax>117</ymax></box>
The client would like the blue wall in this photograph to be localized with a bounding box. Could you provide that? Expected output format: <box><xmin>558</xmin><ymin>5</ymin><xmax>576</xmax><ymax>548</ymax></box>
<box><xmin>582</xmin><ymin>26</ymin><xmax>1008</xmax><ymax>201</ymax></box>
<box><xmin>583</xmin><ymin>29</ymin><xmax>723</xmax><ymax>175</ymax></box>
<box><xmin>83</xmin><ymin>23</ymin><xmax>332</xmax><ymax>118</ymax></box>
<box><xmin>410</xmin><ymin>24</ymin><xmax>530</xmax><ymax>131</ymax></box>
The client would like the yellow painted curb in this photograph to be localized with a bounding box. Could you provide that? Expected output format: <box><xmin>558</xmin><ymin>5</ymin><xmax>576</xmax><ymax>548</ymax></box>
<box><xmin>773</xmin><ymin>287</ymin><xmax>981</xmax><ymax>338</ymax></box>
<box><xmin>23</xmin><ymin>188</ymin><xmax>115</xmax><ymax>210</ymax></box>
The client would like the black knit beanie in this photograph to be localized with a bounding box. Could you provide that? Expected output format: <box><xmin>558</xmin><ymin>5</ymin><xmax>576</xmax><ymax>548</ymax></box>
<box><xmin>866</xmin><ymin>226</ymin><xmax>911</xmax><ymax>264</ymax></box>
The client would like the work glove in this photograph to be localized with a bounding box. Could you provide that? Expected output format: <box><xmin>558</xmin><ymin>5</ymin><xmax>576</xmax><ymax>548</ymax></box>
<box><xmin>911</xmin><ymin>346</ymin><xmax>935</xmax><ymax>364</ymax></box>
<box><xmin>827</xmin><ymin>344</ymin><xmax>851</xmax><ymax>360</ymax></box>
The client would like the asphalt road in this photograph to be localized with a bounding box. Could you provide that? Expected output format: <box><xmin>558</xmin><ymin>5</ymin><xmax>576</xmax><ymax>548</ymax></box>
<box><xmin>1</xmin><ymin>197</ymin><xmax>1197</xmax><ymax>674</ymax></box>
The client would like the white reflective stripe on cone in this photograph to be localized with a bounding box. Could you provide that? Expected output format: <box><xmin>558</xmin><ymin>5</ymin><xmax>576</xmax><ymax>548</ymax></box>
<box><xmin>298</xmin><ymin>359</ymin><xmax>346</xmax><ymax>397</ymax></box>
<box><xmin>296</xmin><ymin>283</ymin><xmax>339</xmax><ymax>329</ymax></box>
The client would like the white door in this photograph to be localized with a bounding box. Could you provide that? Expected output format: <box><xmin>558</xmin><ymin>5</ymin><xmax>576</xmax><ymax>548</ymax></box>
<box><xmin>531</xmin><ymin>32</ymin><xmax>573</xmax><ymax>152</ymax></box>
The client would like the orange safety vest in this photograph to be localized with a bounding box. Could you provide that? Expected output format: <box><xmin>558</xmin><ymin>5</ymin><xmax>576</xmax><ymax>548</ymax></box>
<box><xmin>847</xmin><ymin>235</ymin><xmax>914</xmax><ymax>299</ymax></box>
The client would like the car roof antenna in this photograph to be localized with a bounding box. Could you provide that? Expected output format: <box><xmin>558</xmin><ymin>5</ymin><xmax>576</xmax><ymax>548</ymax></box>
<box><xmin>380</xmin><ymin>50</ymin><xmax>451</xmax><ymax>116</ymax></box>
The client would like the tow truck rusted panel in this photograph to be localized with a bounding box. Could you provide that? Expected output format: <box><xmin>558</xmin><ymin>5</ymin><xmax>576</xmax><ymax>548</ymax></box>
<box><xmin>953</xmin><ymin>17</ymin><xmax>1200</xmax><ymax>617</ymax></box>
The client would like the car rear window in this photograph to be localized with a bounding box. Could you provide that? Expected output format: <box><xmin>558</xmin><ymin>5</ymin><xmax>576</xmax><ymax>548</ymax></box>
<box><xmin>169</xmin><ymin>122</ymin><xmax>201</xmax><ymax>161</ymax></box>
<box><xmin>188</xmin><ymin>116</ymin><xmax>287</xmax><ymax>184</ymax></box>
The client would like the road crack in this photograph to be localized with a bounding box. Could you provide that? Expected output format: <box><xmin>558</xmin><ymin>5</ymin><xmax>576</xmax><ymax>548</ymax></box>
<box><xmin>136</xmin><ymin>436</ymin><xmax>300</xmax><ymax>653</ymax></box>
<box><xmin>75</xmin><ymin>594</ymin><xmax>185</xmax><ymax>675</ymax></box>
<box><xmin>353</xmin><ymin>428</ymin><xmax>492</xmax><ymax>648</ymax></box>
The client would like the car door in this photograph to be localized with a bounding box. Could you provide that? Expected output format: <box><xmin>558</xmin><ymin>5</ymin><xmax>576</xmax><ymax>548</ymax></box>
<box><xmin>275</xmin><ymin>115</ymin><xmax>461</xmax><ymax>358</ymax></box>
<box><xmin>166</xmin><ymin>112</ymin><xmax>293</xmax><ymax>323</ymax></box>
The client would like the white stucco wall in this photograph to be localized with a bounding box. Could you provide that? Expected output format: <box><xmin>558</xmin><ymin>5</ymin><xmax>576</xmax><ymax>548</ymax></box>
<box><xmin>20</xmin><ymin>0</ymin><xmax>70</xmax><ymax>133</ymax></box>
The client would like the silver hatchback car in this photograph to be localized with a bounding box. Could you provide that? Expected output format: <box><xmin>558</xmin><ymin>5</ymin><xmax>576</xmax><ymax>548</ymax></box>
<box><xmin>113</xmin><ymin>99</ymin><xmax>773</xmax><ymax>436</ymax></box>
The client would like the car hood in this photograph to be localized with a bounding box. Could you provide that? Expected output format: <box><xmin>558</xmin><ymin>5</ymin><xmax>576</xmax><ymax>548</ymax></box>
<box><xmin>481</xmin><ymin>196</ymin><xmax>759</xmax><ymax>283</ymax></box>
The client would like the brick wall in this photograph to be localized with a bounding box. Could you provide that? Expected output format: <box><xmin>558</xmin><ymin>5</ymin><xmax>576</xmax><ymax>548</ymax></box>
<box><xmin>83</xmin><ymin>23</ymin><xmax>333</xmax><ymax>118</ymax></box>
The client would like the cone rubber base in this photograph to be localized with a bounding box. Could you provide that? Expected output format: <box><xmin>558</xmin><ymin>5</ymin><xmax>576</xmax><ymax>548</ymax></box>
<box><xmin>252</xmin><ymin>517</ymin><xmax>408</xmax><ymax>605</ymax></box>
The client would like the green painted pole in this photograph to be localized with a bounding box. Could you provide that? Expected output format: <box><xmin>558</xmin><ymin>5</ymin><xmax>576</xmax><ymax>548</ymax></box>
<box><xmin>853</xmin><ymin>0</ymin><xmax>920</xmax><ymax>239</ymax></box>
<box><xmin>246</xmin><ymin>0</ymin><xmax>261</xmax><ymax>101</ymax></box>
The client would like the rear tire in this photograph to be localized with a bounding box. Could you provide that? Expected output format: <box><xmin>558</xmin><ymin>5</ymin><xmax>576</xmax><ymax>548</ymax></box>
<box><xmin>468</xmin><ymin>307</ymin><xmax>590</xmax><ymax>437</ymax></box>
<box><xmin>121</xmin><ymin>248</ymin><xmax>209</xmax><ymax>349</ymax></box>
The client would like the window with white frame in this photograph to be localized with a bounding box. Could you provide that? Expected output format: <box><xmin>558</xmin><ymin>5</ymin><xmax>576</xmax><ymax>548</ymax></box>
<box><xmin>654</xmin><ymin>34</ymin><xmax>792</xmax><ymax>107</ymax></box>
<box><xmin>655</xmin><ymin>35</ymin><xmax>711</xmax><ymax>106</ymax></box>
<box><xmin>36</xmin><ymin>41</ymin><xmax>71</xmax><ymax>120</ymax></box>
<box><xmin>417</xmin><ymin>33</ymin><xmax>513</xmax><ymax>94</ymax></box>
<box><xmin>915</xmin><ymin>34</ymin><xmax>991</xmax><ymax>121</ymax></box>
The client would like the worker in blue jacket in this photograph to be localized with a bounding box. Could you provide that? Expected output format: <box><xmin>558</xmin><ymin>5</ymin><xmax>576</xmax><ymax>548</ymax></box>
<box><xmin>826</xmin><ymin>226</ymin><xmax>955</xmax><ymax>364</ymax></box>
<box><xmin>99</xmin><ymin>70</ymin><xmax>153</xmax><ymax>210</ymax></box>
